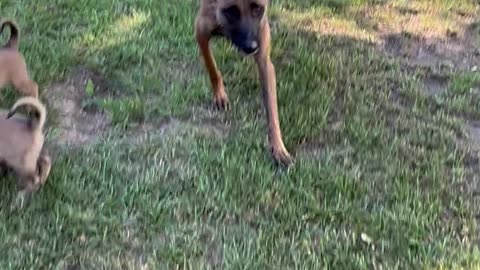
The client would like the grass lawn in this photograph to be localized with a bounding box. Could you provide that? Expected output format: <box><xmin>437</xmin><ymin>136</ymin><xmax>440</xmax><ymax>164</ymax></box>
<box><xmin>1</xmin><ymin>0</ymin><xmax>480</xmax><ymax>268</ymax></box>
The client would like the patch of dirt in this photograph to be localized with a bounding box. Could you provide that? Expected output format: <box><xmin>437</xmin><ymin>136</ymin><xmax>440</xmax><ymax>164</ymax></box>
<box><xmin>45</xmin><ymin>67</ymin><xmax>110</xmax><ymax>146</ymax></box>
<box><xmin>200</xmin><ymin>227</ymin><xmax>224</xmax><ymax>269</ymax></box>
<box><xmin>421</xmin><ymin>73</ymin><xmax>449</xmax><ymax>96</ymax></box>
<box><xmin>187</xmin><ymin>106</ymin><xmax>232</xmax><ymax>138</ymax></box>
<box><xmin>45</xmin><ymin>67</ymin><xmax>232</xmax><ymax>148</ymax></box>
<box><xmin>456</xmin><ymin>122</ymin><xmax>480</xmax><ymax>240</ymax></box>
<box><xmin>65</xmin><ymin>263</ymin><xmax>81</xmax><ymax>270</ymax></box>
<box><xmin>396</xmin><ymin>7</ymin><xmax>419</xmax><ymax>16</ymax></box>
<box><xmin>361</xmin><ymin>5</ymin><xmax>480</xmax><ymax>95</ymax></box>
<box><xmin>382</xmin><ymin>31</ymin><xmax>480</xmax><ymax>71</ymax></box>
<box><xmin>467</xmin><ymin>121</ymin><xmax>480</xmax><ymax>150</ymax></box>
<box><xmin>381</xmin><ymin>19</ymin><xmax>480</xmax><ymax>224</ymax></box>
<box><xmin>118</xmin><ymin>116</ymin><xmax>229</xmax><ymax>147</ymax></box>
<box><xmin>354</xmin><ymin>4</ymin><xmax>480</xmax><ymax>68</ymax></box>
<box><xmin>296</xmin><ymin>139</ymin><xmax>326</xmax><ymax>159</ymax></box>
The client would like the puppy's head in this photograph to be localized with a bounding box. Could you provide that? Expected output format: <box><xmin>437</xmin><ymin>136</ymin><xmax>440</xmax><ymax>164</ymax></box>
<box><xmin>216</xmin><ymin>0</ymin><xmax>268</xmax><ymax>55</ymax></box>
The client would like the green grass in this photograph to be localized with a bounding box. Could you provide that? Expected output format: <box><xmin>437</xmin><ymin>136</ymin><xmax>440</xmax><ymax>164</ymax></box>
<box><xmin>0</xmin><ymin>0</ymin><xmax>480</xmax><ymax>269</ymax></box>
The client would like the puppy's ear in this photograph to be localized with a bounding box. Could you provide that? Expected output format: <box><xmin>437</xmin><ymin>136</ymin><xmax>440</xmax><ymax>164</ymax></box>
<box><xmin>6</xmin><ymin>109</ymin><xmax>16</xmax><ymax>119</ymax></box>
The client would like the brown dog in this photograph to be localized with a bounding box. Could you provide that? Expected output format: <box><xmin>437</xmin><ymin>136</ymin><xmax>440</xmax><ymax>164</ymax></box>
<box><xmin>195</xmin><ymin>0</ymin><xmax>293</xmax><ymax>166</ymax></box>
<box><xmin>0</xmin><ymin>20</ymin><xmax>39</xmax><ymax>98</ymax></box>
<box><xmin>0</xmin><ymin>97</ymin><xmax>50</xmax><ymax>207</ymax></box>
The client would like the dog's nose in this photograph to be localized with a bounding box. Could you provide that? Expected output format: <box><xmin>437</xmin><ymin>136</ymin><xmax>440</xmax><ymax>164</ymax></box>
<box><xmin>243</xmin><ymin>41</ymin><xmax>258</xmax><ymax>54</ymax></box>
<box><xmin>250</xmin><ymin>41</ymin><xmax>258</xmax><ymax>50</ymax></box>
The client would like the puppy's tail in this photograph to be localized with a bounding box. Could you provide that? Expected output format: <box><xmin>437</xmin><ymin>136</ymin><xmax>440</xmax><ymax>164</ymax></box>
<box><xmin>0</xmin><ymin>20</ymin><xmax>19</xmax><ymax>49</ymax></box>
<box><xmin>7</xmin><ymin>97</ymin><xmax>46</xmax><ymax>131</ymax></box>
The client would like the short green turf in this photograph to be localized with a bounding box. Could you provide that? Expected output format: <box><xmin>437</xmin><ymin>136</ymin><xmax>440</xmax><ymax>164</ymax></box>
<box><xmin>0</xmin><ymin>0</ymin><xmax>479</xmax><ymax>269</ymax></box>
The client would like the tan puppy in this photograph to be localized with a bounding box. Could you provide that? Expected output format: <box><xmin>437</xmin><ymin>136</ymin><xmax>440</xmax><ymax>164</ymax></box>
<box><xmin>0</xmin><ymin>97</ymin><xmax>50</xmax><ymax>207</ymax></box>
<box><xmin>0</xmin><ymin>20</ymin><xmax>38</xmax><ymax>98</ymax></box>
<box><xmin>195</xmin><ymin>0</ymin><xmax>293</xmax><ymax>166</ymax></box>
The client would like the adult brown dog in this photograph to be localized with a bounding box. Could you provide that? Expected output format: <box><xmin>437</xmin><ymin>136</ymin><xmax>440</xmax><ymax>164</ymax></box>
<box><xmin>195</xmin><ymin>0</ymin><xmax>293</xmax><ymax>166</ymax></box>
<box><xmin>0</xmin><ymin>97</ymin><xmax>50</xmax><ymax>208</ymax></box>
<box><xmin>0</xmin><ymin>20</ymin><xmax>39</xmax><ymax>98</ymax></box>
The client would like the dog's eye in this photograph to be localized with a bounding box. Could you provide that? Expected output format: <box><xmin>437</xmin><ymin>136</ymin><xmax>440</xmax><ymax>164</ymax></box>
<box><xmin>250</xmin><ymin>3</ymin><xmax>264</xmax><ymax>17</ymax></box>
<box><xmin>222</xmin><ymin>6</ymin><xmax>241</xmax><ymax>22</ymax></box>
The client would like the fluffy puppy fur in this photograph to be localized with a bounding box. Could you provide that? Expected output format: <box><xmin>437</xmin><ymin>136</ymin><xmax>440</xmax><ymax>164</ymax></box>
<box><xmin>0</xmin><ymin>20</ymin><xmax>39</xmax><ymax>98</ymax></box>
<box><xmin>0</xmin><ymin>97</ymin><xmax>50</xmax><ymax>207</ymax></box>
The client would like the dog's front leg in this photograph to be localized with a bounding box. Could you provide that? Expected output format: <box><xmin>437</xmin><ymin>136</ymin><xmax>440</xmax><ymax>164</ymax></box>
<box><xmin>195</xmin><ymin>20</ymin><xmax>230</xmax><ymax>110</ymax></box>
<box><xmin>255</xmin><ymin>21</ymin><xmax>293</xmax><ymax>167</ymax></box>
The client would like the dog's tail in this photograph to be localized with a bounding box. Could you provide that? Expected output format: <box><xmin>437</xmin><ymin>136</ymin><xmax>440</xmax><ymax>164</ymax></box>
<box><xmin>7</xmin><ymin>97</ymin><xmax>46</xmax><ymax>131</ymax></box>
<box><xmin>0</xmin><ymin>20</ymin><xmax>19</xmax><ymax>49</ymax></box>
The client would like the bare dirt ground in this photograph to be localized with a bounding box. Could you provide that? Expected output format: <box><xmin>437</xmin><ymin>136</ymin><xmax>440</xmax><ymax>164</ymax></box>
<box><xmin>45</xmin><ymin>66</ymin><xmax>231</xmax><ymax>149</ymax></box>
<box><xmin>45</xmin><ymin>67</ymin><xmax>110</xmax><ymax>146</ymax></box>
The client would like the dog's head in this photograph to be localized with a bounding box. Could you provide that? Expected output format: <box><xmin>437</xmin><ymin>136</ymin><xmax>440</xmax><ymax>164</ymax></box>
<box><xmin>216</xmin><ymin>0</ymin><xmax>268</xmax><ymax>55</ymax></box>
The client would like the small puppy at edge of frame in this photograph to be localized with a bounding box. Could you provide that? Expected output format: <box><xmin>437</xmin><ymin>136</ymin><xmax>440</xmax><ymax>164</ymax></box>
<box><xmin>0</xmin><ymin>20</ymin><xmax>39</xmax><ymax>98</ymax></box>
<box><xmin>0</xmin><ymin>97</ymin><xmax>51</xmax><ymax>208</ymax></box>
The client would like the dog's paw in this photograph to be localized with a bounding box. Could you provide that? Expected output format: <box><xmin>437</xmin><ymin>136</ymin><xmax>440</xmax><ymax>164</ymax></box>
<box><xmin>271</xmin><ymin>146</ymin><xmax>294</xmax><ymax>168</ymax></box>
<box><xmin>214</xmin><ymin>93</ymin><xmax>230</xmax><ymax>111</ymax></box>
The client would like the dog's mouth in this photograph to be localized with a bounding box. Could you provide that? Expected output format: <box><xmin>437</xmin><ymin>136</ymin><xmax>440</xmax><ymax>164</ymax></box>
<box><xmin>237</xmin><ymin>47</ymin><xmax>259</xmax><ymax>56</ymax></box>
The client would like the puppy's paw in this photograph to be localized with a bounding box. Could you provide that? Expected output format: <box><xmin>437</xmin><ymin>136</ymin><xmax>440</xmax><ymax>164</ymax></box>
<box><xmin>10</xmin><ymin>190</ymin><xmax>31</xmax><ymax>210</ymax></box>
<box><xmin>37</xmin><ymin>154</ymin><xmax>52</xmax><ymax>185</ymax></box>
